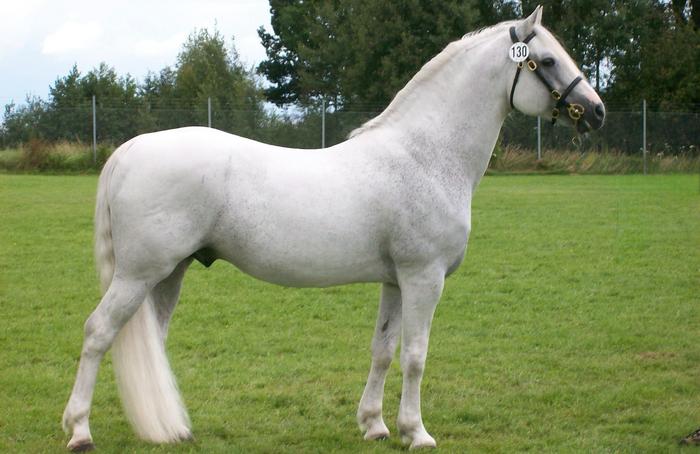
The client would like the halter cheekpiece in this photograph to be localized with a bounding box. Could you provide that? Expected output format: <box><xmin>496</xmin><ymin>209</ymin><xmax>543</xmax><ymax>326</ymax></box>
<box><xmin>508</xmin><ymin>26</ymin><xmax>584</xmax><ymax>126</ymax></box>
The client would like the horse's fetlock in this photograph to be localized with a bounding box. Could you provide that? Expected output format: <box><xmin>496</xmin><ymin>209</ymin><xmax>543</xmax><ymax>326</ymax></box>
<box><xmin>63</xmin><ymin>404</ymin><xmax>89</xmax><ymax>432</ymax></box>
<box><xmin>358</xmin><ymin>405</ymin><xmax>382</xmax><ymax>422</ymax></box>
<box><xmin>398</xmin><ymin>416</ymin><xmax>420</xmax><ymax>431</ymax></box>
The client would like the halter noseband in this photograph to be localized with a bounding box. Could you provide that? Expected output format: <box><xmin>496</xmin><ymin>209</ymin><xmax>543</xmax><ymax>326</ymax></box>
<box><xmin>508</xmin><ymin>26</ymin><xmax>584</xmax><ymax>125</ymax></box>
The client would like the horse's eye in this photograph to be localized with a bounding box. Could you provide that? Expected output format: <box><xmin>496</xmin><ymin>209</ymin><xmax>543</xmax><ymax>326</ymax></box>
<box><xmin>542</xmin><ymin>57</ymin><xmax>556</xmax><ymax>67</ymax></box>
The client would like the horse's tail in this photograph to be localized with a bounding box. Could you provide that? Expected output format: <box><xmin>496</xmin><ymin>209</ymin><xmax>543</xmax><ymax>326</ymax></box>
<box><xmin>94</xmin><ymin>143</ymin><xmax>118</xmax><ymax>294</ymax></box>
<box><xmin>112</xmin><ymin>295</ymin><xmax>191</xmax><ymax>442</ymax></box>
<box><xmin>95</xmin><ymin>140</ymin><xmax>191</xmax><ymax>443</ymax></box>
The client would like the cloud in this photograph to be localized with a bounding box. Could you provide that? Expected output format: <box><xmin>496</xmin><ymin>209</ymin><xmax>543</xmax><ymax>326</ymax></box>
<box><xmin>1</xmin><ymin>1</ymin><xmax>273</xmax><ymax>104</ymax></box>
<box><xmin>42</xmin><ymin>21</ymin><xmax>102</xmax><ymax>55</ymax></box>
<box><xmin>0</xmin><ymin>0</ymin><xmax>45</xmax><ymax>57</ymax></box>
<box><xmin>133</xmin><ymin>33</ymin><xmax>187</xmax><ymax>58</ymax></box>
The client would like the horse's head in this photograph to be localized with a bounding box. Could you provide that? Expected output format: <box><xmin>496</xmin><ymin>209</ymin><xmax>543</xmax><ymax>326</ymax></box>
<box><xmin>507</xmin><ymin>6</ymin><xmax>605</xmax><ymax>133</ymax></box>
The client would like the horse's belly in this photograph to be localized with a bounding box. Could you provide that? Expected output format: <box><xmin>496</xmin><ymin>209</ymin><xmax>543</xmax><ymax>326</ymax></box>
<box><xmin>214</xmin><ymin>238</ymin><xmax>391</xmax><ymax>287</ymax></box>
<box><xmin>208</xmin><ymin>164</ymin><xmax>392</xmax><ymax>287</ymax></box>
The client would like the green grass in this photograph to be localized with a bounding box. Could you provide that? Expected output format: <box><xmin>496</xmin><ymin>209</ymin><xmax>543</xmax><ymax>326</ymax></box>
<box><xmin>1</xmin><ymin>174</ymin><xmax>698</xmax><ymax>453</ymax></box>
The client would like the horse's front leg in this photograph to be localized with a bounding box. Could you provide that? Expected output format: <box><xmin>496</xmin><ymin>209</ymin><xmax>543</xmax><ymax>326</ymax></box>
<box><xmin>357</xmin><ymin>283</ymin><xmax>402</xmax><ymax>440</ymax></box>
<box><xmin>396</xmin><ymin>267</ymin><xmax>444</xmax><ymax>449</ymax></box>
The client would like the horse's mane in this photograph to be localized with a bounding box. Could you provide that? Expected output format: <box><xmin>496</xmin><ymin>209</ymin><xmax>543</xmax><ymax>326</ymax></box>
<box><xmin>348</xmin><ymin>21</ymin><xmax>518</xmax><ymax>139</ymax></box>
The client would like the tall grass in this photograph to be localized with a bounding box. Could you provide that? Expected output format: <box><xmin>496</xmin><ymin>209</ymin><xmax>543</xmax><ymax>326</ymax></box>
<box><xmin>0</xmin><ymin>139</ymin><xmax>111</xmax><ymax>173</ymax></box>
<box><xmin>488</xmin><ymin>144</ymin><xmax>700</xmax><ymax>174</ymax></box>
<box><xmin>1</xmin><ymin>141</ymin><xmax>698</xmax><ymax>174</ymax></box>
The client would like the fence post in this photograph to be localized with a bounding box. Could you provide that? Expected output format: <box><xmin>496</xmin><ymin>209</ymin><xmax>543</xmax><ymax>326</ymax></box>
<box><xmin>537</xmin><ymin>116</ymin><xmax>542</xmax><ymax>160</ymax></box>
<box><xmin>321</xmin><ymin>98</ymin><xmax>326</xmax><ymax>149</ymax></box>
<box><xmin>208</xmin><ymin>97</ymin><xmax>212</xmax><ymax>128</ymax></box>
<box><xmin>92</xmin><ymin>95</ymin><xmax>97</xmax><ymax>165</ymax></box>
<box><xmin>642</xmin><ymin>99</ymin><xmax>647</xmax><ymax>175</ymax></box>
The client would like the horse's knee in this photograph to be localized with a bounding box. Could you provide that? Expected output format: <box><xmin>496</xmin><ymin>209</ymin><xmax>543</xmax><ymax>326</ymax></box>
<box><xmin>371</xmin><ymin>341</ymin><xmax>396</xmax><ymax>367</ymax></box>
<box><xmin>401</xmin><ymin>349</ymin><xmax>427</xmax><ymax>376</ymax></box>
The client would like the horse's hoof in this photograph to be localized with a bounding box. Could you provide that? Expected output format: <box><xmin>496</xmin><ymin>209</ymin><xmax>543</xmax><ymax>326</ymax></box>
<box><xmin>364</xmin><ymin>427</ymin><xmax>390</xmax><ymax>441</ymax></box>
<box><xmin>67</xmin><ymin>440</ymin><xmax>95</xmax><ymax>452</ymax></box>
<box><xmin>403</xmin><ymin>431</ymin><xmax>436</xmax><ymax>450</ymax></box>
<box><xmin>680</xmin><ymin>427</ymin><xmax>700</xmax><ymax>445</ymax></box>
<box><xmin>409</xmin><ymin>439</ymin><xmax>437</xmax><ymax>450</ymax></box>
<box><xmin>178</xmin><ymin>431</ymin><xmax>195</xmax><ymax>442</ymax></box>
<box><xmin>370</xmin><ymin>433</ymin><xmax>389</xmax><ymax>441</ymax></box>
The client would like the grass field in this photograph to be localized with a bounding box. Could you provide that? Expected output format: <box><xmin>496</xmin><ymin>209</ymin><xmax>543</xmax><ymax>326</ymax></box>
<box><xmin>1</xmin><ymin>174</ymin><xmax>698</xmax><ymax>453</ymax></box>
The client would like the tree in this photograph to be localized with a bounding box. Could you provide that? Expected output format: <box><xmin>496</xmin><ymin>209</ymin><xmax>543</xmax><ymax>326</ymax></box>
<box><xmin>140</xmin><ymin>67</ymin><xmax>178</xmax><ymax>131</ymax></box>
<box><xmin>474</xmin><ymin>0</ymin><xmax>520</xmax><ymax>25</ymax></box>
<box><xmin>258</xmin><ymin>0</ymin><xmax>480</xmax><ymax>109</ymax></box>
<box><xmin>172</xmin><ymin>28</ymin><xmax>265</xmax><ymax>135</ymax></box>
<box><xmin>0</xmin><ymin>27</ymin><xmax>268</xmax><ymax>146</ymax></box>
<box><xmin>603</xmin><ymin>1</ymin><xmax>700</xmax><ymax>110</ymax></box>
<box><xmin>0</xmin><ymin>97</ymin><xmax>48</xmax><ymax>146</ymax></box>
<box><xmin>259</xmin><ymin>0</ymin><xmax>699</xmax><ymax>114</ymax></box>
<box><xmin>40</xmin><ymin>63</ymin><xmax>143</xmax><ymax>143</ymax></box>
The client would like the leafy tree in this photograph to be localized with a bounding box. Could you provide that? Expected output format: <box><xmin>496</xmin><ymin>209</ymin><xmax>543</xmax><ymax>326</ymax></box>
<box><xmin>257</xmin><ymin>0</ymin><xmax>480</xmax><ymax>109</ymax></box>
<box><xmin>0</xmin><ymin>26</ymin><xmax>268</xmax><ymax>147</ymax></box>
<box><xmin>83</xmin><ymin>63</ymin><xmax>142</xmax><ymax>142</ymax></box>
<box><xmin>260</xmin><ymin>0</ymin><xmax>699</xmax><ymax>114</ymax></box>
<box><xmin>37</xmin><ymin>63</ymin><xmax>143</xmax><ymax>143</ymax></box>
<box><xmin>603</xmin><ymin>1</ymin><xmax>700</xmax><ymax>110</ymax></box>
<box><xmin>140</xmin><ymin>67</ymin><xmax>178</xmax><ymax>131</ymax></box>
<box><xmin>0</xmin><ymin>97</ymin><xmax>48</xmax><ymax>146</ymax></box>
<box><xmin>42</xmin><ymin>65</ymin><xmax>91</xmax><ymax>142</ymax></box>
<box><xmin>474</xmin><ymin>0</ymin><xmax>520</xmax><ymax>25</ymax></box>
<box><xmin>172</xmin><ymin>28</ymin><xmax>265</xmax><ymax>136</ymax></box>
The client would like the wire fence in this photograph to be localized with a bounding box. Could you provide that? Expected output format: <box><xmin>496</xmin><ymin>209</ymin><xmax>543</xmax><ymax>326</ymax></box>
<box><xmin>3</xmin><ymin>97</ymin><xmax>698</xmax><ymax>161</ymax></box>
<box><xmin>503</xmin><ymin>107</ymin><xmax>699</xmax><ymax>156</ymax></box>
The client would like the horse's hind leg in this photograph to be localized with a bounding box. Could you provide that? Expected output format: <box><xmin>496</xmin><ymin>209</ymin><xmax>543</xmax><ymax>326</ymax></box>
<box><xmin>62</xmin><ymin>277</ymin><xmax>149</xmax><ymax>451</ymax></box>
<box><xmin>151</xmin><ymin>258</ymin><xmax>192</xmax><ymax>341</ymax></box>
<box><xmin>357</xmin><ymin>283</ymin><xmax>402</xmax><ymax>440</ymax></box>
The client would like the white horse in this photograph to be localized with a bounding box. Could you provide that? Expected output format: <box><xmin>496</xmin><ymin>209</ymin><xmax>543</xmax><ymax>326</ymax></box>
<box><xmin>62</xmin><ymin>7</ymin><xmax>604</xmax><ymax>451</ymax></box>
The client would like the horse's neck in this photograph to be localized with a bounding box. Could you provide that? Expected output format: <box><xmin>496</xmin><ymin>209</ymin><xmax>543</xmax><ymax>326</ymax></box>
<box><xmin>369</xmin><ymin>34</ymin><xmax>511</xmax><ymax>196</ymax></box>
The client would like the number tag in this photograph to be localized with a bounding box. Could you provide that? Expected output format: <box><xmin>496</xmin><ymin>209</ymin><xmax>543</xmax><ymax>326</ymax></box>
<box><xmin>509</xmin><ymin>42</ymin><xmax>529</xmax><ymax>63</ymax></box>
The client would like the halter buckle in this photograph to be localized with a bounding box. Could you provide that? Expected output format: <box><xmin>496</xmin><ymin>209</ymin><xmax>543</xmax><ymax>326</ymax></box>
<box><xmin>551</xmin><ymin>90</ymin><xmax>561</xmax><ymax>101</ymax></box>
<box><xmin>527</xmin><ymin>60</ymin><xmax>537</xmax><ymax>71</ymax></box>
<box><xmin>517</xmin><ymin>61</ymin><xmax>524</xmax><ymax>69</ymax></box>
<box><xmin>552</xmin><ymin>108</ymin><xmax>560</xmax><ymax>119</ymax></box>
<box><xmin>567</xmin><ymin>104</ymin><xmax>584</xmax><ymax>120</ymax></box>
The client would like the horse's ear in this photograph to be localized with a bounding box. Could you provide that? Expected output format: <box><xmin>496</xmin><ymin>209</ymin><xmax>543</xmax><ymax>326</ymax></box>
<box><xmin>531</xmin><ymin>5</ymin><xmax>543</xmax><ymax>25</ymax></box>
<box><xmin>517</xmin><ymin>5</ymin><xmax>543</xmax><ymax>36</ymax></box>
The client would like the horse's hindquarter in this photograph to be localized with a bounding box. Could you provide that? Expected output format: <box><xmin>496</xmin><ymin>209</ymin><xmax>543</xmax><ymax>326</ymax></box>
<box><xmin>107</xmin><ymin>128</ymin><xmax>238</xmax><ymax>277</ymax></box>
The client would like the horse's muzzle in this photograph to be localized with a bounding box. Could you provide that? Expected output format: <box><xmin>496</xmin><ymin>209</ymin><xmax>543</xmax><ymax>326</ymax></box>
<box><xmin>588</xmin><ymin>101</ymin><xmax>606</xmax><ymax>130</ymax></box>
<box><xmin>575</xmin><ymin>101</ymin><xmax>605</xmax><ymax>134</ymax></box>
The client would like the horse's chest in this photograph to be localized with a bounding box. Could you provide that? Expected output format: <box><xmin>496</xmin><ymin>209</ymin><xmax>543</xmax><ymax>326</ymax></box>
<box><xmin>442</xmin><ymin>214</ymin><xmax>471</xmax><ymax>265</ymax></box>
<box><xmin>391</xmin><ymin>200</ymin><xmax>471</xmax><ymax>272</ymax></box>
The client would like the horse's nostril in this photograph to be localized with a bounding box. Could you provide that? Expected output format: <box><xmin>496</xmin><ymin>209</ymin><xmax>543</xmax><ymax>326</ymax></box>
<box><xmin>594</xmin><ymin>103</ymin><xmax>605</xmax><ymax>119</ymax></box>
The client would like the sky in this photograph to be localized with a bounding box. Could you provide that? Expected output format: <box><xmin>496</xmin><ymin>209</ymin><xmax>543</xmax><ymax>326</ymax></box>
<box><xmin>0</xmin><ymin>0</ymin><xmax>273</xmax><ymax>106</ymax></box>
